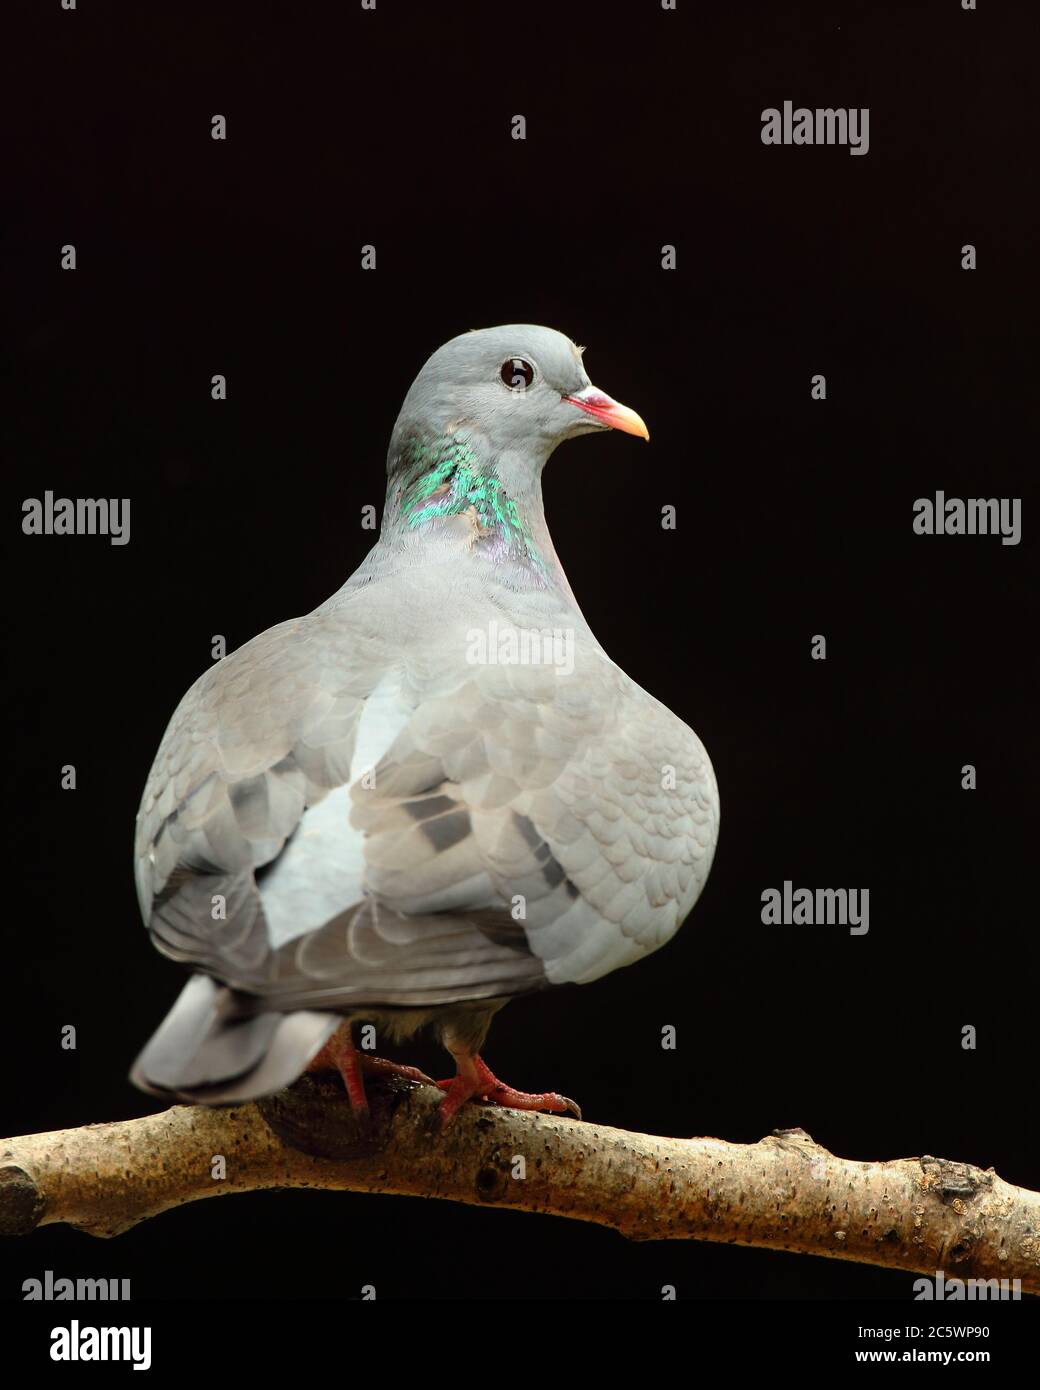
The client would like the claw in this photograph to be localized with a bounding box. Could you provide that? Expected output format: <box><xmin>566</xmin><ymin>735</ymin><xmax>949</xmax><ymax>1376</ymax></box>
<box><xmin>559</xmin><ymin>1095</ymin><xmax>582</xmax><ymax>1121</ymax></box>
<box><xmin>360</xmin><ymin>1056</ymin><xmax>436</xmax><ymax>1088</ymax></box>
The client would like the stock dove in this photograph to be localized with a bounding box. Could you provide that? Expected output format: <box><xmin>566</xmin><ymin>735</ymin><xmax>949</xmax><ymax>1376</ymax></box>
<box><xmin>131</xmin><ymin>326</ymin><xmax>719</xmax><ymax>1123</ymax></box>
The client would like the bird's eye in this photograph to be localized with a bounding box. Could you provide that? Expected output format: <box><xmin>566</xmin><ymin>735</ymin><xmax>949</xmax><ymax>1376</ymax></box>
<box><xmin>500</xmin><ymin>358</ymin><xmax>535</xmax><ymax>391</ymax></box>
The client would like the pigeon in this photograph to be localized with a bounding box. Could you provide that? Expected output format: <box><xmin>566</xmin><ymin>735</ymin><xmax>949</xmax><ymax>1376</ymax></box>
<box><xmin>131</xmin><ymin>325</ymin><xmax>720</xmax><ymax>1124</ymax></box>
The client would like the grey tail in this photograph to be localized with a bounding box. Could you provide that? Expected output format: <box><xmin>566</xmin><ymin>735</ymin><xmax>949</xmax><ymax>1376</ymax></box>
<box><xmin>130</xmin><ymin>973</ymin><xmax>340</xmax><ymax>1105</ymax></box>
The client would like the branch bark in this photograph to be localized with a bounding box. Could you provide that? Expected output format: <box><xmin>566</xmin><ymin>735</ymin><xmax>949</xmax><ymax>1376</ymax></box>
<box><xmin>2</xmin><ymin>1075</ymin><xmax>1037</xmax><ymax>1293</ymax></box>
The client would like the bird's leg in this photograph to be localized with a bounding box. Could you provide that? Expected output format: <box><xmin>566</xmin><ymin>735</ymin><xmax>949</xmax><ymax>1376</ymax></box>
<box><xmin>305</xmin><ymin>1024</ymin><xmax>369</xmax><ymax>1114</ymax></box>
<box><xmin>436</xmin><ymin>1050</ymin><xmax>582</xmax><ymax>1127</ymax></box>
<box><xmin>305</xmin><ymin>1022</ymin><xmax>435</xmax><ymax>1115</ymax></box>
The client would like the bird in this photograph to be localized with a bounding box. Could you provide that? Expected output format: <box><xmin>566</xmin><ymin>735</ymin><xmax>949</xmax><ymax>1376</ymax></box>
<box><xmin>131</xmin><ymin>325</ymin><xmax>720</xmax><ymax>1125</ymax></box>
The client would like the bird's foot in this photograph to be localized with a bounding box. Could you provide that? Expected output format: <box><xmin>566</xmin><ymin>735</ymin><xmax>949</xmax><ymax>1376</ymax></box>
<box><xmin>435</xmin><ymin>1054</ymin><xmax>582</xmax><ymax>1127</ymax></box>
<box><xmin>305</xmin><ymin>1028</ymin><xmax>434</xmax><ymax>1117</ymax></box>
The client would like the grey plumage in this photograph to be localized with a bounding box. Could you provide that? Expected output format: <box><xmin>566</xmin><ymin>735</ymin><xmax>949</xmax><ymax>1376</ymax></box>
<box><xmin>131</xmin><ymin>326</ymin><xmax>719</xmax><ymax>1110</ymax></box>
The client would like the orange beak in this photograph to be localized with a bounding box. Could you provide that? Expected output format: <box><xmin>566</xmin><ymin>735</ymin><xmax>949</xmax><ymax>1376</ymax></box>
<box><xmin>562</xmin><ymin>385</ymin><xmax>650</xmax><ymax>441</ymax></box>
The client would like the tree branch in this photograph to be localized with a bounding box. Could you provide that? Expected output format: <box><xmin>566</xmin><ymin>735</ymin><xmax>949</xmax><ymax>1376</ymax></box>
<box><xmin>2</xmin><ymin>1075</ymin><xmax>1037</xmax><ymax>1293</ymax></box>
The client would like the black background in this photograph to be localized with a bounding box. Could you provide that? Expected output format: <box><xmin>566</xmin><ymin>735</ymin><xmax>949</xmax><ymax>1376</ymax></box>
<box><xmin>3</xmin><ymin>0</ymin><xmax>1036</xmax><ymax>1303</ymax></box>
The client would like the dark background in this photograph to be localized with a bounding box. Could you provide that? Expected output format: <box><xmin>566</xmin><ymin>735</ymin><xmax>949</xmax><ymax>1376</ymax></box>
<box><xmin>3</xmin><ymin>0</ymin><xmax>1036</xmax><ymax>1301</ymax></box>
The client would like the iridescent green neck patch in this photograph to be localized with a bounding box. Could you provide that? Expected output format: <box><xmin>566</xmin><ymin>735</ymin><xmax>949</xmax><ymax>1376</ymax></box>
<box><xmin>396</xmin><ymin>435</ymin><xmax>548</xmax><ymax>579</ymax></box>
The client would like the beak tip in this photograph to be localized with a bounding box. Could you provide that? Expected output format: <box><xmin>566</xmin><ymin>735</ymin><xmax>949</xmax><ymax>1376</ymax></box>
<box><xmin>565</xmin><ymin>387</ymin><xmax>650</xmax><ymax>442</ymax></box>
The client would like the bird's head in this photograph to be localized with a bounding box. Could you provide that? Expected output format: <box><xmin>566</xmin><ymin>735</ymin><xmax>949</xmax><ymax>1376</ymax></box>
<box><xmin>388</xmin><ymin>324</ymin><xmax>648</xmax><ymax>492</ymax></box>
